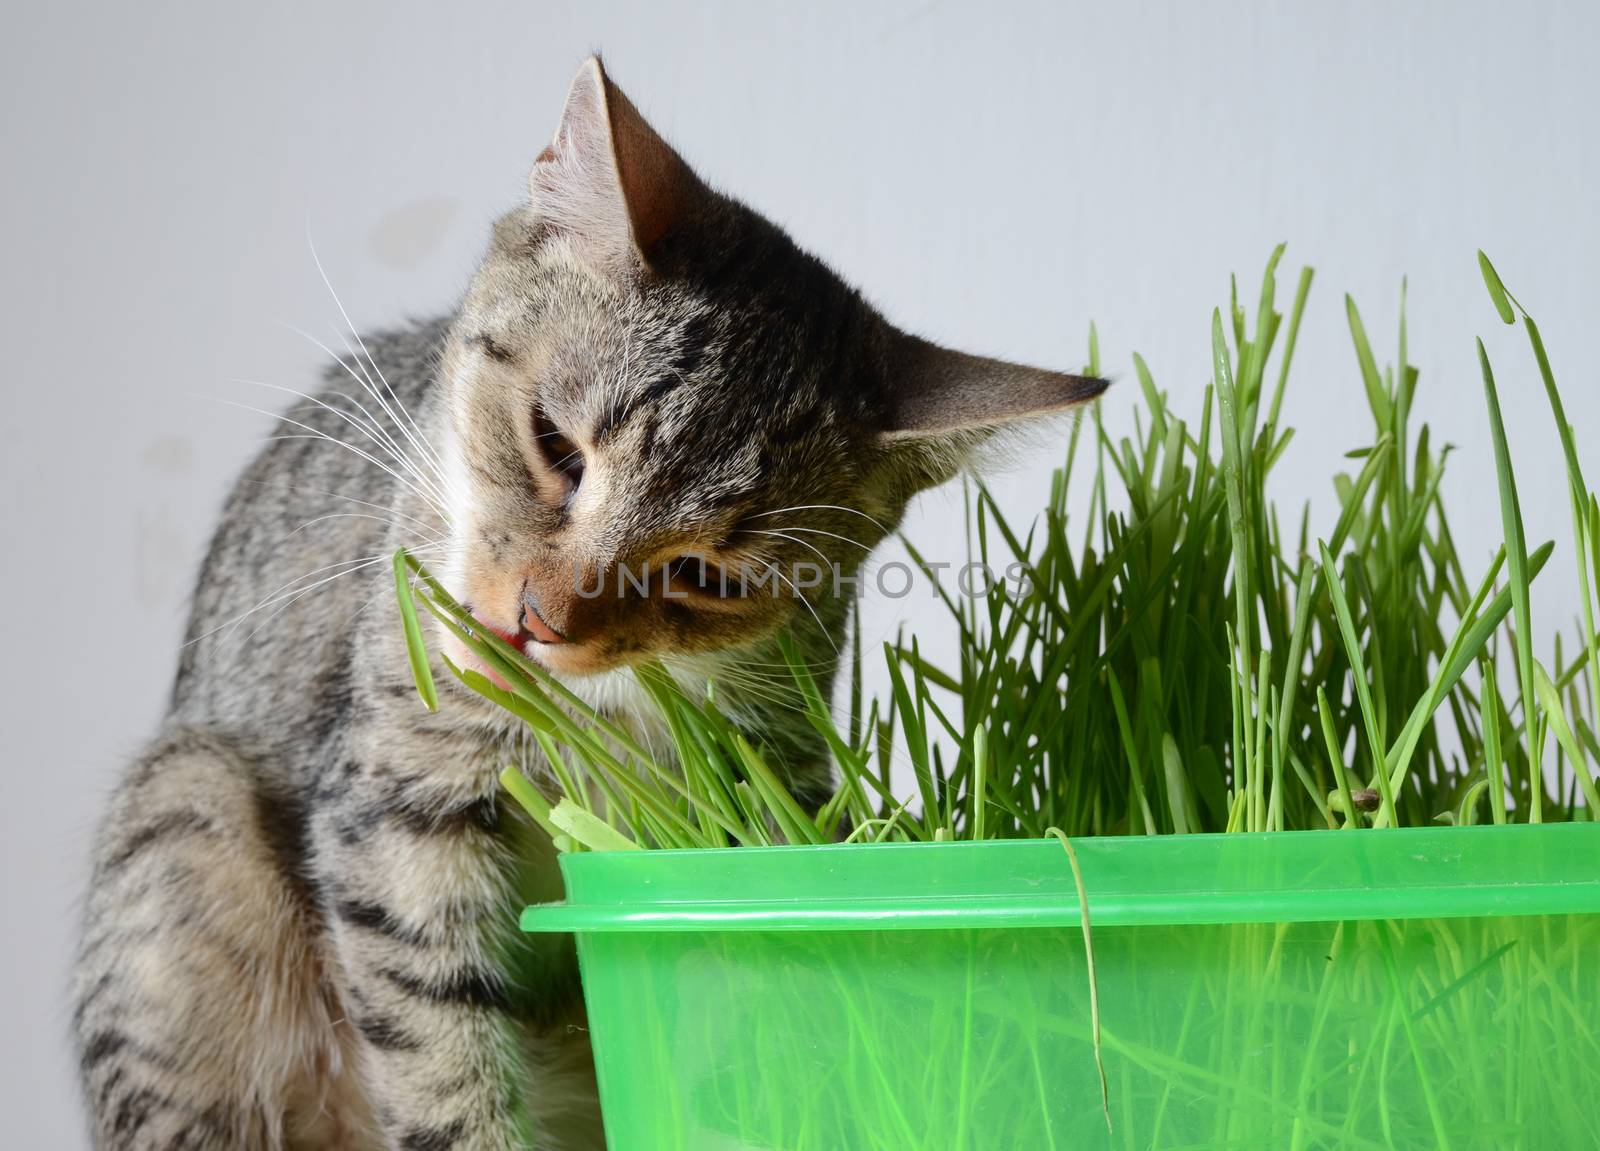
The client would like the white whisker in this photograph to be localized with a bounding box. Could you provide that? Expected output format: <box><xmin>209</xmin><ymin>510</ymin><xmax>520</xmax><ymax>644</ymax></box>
<box><xmin>748</xmin><ymin>528</ymin><xmax>831</xmax><ymax>565</ymax></box>
<box><xmin>766</xmin><ymin>525</ymin><xmax>874</xmax><ymax>553</ymax></box>
<box><xmin>767</xmin><ymin>568</ymin><xmax>840</xmax><ymax>656</ymax></box>
<box><xmin>238</xmin><ymin>479</ymin><xmax>446</xmax><ymax>538</ymax></box>
<box><xmin>285</xmin><ymin>512</ymin><xmax>448</xmax><ymax>543</ymax></box>
<box><xmin>288</xmin><ymin>318</ymin><xmax>451</xmax><ymax>491</ymax></box>
<box><xmin>231</xmin><ymin>538</ymin><xmax>464</xmax><ymax>650</ymax></box>
<box><xmin>234</xmin><ymin>377</ymin><xmax>451</xmax><ymax>512</ymax></box>
<box><xmin>234</xmin><ymin>405</ymin><xmax>451</xmax><ymax>522</ymax></box>
<box><xmin>304</xmin><ymin>235</ymin><xmax>451</xmax><ymax>482</ymax></box>
<box><xmin>747</xmin><ymin>504</ymin><xmax>891</xmax><ymax>535</ymax></box>
<box><xmin>705</xmin><ymin>676</ymin><xmax>809</xmax><ymax>716</ymax></box>
<box><xmin>186</xmin><ymin>540</ymin><xmax>456</xmax><ymax>649</ymax></box>
<box><xmin>187</xmin><ymin>556</ymin><xmax>385</xmax><ymax>648</ymax></box>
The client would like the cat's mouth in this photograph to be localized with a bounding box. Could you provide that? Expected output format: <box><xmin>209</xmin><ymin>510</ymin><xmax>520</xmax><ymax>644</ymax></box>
<box><xmin>469</xmin><ymin>616</ymin><xmax>546</xmax><ymax>690</ymax></box>
<box><xmin>460</xmin><ymin>602</ymin><xmax>602</xmax><ymax>686</ymax></box>
<box><xmin>480</xmin><ymin>619</ymin><xmax>534</xmax><ymax>650</ymax></box>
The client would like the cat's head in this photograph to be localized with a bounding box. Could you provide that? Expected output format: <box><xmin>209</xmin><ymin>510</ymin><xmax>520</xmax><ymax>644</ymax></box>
<box><xmin>434</xmin><ymin>57</ymin><xmax>1104</xmax><ymax>680</ymax></box>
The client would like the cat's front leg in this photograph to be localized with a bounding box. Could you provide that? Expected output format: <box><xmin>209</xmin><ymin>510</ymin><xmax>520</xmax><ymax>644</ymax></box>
<box><xmin>313</xmin><ymin>753</ymin><xmax>535</xmax><ymax>1151</ymax></box>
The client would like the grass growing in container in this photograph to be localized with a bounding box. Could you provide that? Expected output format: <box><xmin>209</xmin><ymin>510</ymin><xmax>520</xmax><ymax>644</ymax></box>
<box><xmin>397</xmin><ymin>248</ymin><xmax>1596</xmax><ymax>845</ymax></box>
<box><xmin>394</xmin><ymin>250</ymin><xmax>1600</xmax><ymax>1149</ymax></box>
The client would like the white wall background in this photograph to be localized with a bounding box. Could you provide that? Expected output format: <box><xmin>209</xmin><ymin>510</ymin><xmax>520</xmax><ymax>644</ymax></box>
<box><xmin>3</xmin><ymin>2</ymin><xmax>1597</xmax><ymax>1144</ymax></box>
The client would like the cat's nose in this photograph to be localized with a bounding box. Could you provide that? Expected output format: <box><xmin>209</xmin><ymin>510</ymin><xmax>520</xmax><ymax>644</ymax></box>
<box><xmin>520</xmin><ymin>589</ymin><xmax>568</xmax><ymax>645</ymax></box>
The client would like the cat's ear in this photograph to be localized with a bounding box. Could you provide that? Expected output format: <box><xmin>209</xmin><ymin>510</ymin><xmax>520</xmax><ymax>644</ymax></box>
<box><xmin>530</xmin><ymin>56</ymin><xmax>702</xmax><ymax>273</ymax></box>
<box><xmin>882</xmin><ymin>332</ymin><xmax>1108</xmax><ymax>440</ymax></box>
<box><xmin>873</xmin><ymin>331</ymin><xmax>1108</xmax><ymax>493</ymax></box>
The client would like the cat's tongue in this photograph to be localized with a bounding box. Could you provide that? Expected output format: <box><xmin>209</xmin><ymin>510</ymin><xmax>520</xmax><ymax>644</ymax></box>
<box><xmin>473</xmin><ymin>619</ymin><xmax>527</xmax><ymax>691</ymax></box>
<box><xmin>480</xmin><ymin>621</ymin><xmax>523</xmax><ymax>648</ymax></box>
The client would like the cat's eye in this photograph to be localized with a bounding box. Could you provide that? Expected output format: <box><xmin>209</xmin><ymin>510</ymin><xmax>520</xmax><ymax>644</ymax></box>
<box><xmin>670</xmin><ymin>554</ymin><xmax>744</xmax><ymax>599</ymax></box>
<box><xmin>532</xmin><ymin>406</ymin><xmax>585</xmax><ymax>494</ymax></box>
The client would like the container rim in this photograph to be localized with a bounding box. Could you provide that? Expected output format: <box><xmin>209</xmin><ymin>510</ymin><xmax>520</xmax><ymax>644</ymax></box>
<box><xmin>519</xmin><ymin>822</ymin><xmax>1600</xmax><ymax>934</ymax></box>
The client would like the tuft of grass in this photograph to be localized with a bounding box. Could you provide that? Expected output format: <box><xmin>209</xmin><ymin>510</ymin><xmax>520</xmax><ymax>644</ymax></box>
<box><xmin>399</xmin><ymin>248</ymin><xmax>1597</xmax><ymax>848</ymax></box>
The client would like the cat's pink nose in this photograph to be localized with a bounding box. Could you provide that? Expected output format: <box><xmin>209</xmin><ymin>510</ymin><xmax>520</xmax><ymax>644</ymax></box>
<box><xmin>520</xmin><ymin>592</ymin><xmax>567</xmax><ymax>645</ymax></box>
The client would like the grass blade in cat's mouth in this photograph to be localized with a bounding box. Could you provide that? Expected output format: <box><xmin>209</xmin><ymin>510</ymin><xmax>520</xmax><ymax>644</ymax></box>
<box><xmin>448</xmin><ymin>600</ymin><xmax>556</xmax><ymax>689</ymax></box>
<box><xmin>467</xmin><ymin>617</ymin><xmax>532</xmax><ymax>691</ymax></box>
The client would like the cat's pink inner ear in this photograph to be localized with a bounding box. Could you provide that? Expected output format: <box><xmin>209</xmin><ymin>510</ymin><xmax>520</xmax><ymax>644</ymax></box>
<box><xmin>882</xmin><ymin>333</ymin><xmax>1109</xmax><ymax>439</ymax></box>
<box><xmin>530</xmin><ymin>57</ymin><xmax>700</xmax><ymax>271</ymax></box>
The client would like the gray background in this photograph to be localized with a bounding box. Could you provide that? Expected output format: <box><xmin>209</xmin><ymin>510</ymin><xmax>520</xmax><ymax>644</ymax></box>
<box><xmin>3</xmin><ymin>2</ymin><xmax>1596</xmax><ymax>1144</ymax></box>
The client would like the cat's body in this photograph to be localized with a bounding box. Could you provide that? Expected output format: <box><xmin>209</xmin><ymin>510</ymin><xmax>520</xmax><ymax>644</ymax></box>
<box><xmin>74</xmin><ymin>317</ymin><xmax>603</xmax><ymax>1150</ymax></box>
<box><xmin>74</xmin><ymin>59</ymin><xmax>1103</xmax><ymax>1149</ymax></box>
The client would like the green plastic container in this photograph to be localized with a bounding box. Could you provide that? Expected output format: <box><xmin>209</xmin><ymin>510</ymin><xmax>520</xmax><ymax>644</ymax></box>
<box><xmin>521</xmin><ymin>824</ymin><xmax>1600</xmax><ymax>1150</ymax></box>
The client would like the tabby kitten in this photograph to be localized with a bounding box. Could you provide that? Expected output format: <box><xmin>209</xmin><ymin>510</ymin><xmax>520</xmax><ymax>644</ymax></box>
<box><xmin>73</xmin><ymin>57</ymin><xmax>1104</xmax><ymax>1150</ymax></box>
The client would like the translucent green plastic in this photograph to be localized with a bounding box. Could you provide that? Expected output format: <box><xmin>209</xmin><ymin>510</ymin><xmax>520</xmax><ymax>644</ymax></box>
<box><xmin>521</xmin><ymin>824</ymin><xmax>1600</xmax><ymax>1149</ymax></box>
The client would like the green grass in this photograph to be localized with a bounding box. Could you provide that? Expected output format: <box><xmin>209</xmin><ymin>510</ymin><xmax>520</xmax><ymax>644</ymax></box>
<box><xmin>398</xmin><ymin>248</ymin><xmax>1596</xmax><ymax>847</ymax></box>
